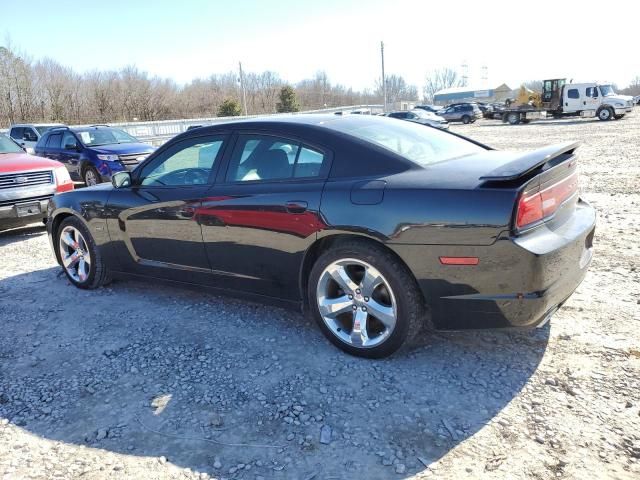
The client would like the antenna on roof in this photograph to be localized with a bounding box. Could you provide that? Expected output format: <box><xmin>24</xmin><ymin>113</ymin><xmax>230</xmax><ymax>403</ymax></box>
<box><xmin>461</xmin><ymin>60</ymin><xmax>469</xmax><ymax>87</ymax></box>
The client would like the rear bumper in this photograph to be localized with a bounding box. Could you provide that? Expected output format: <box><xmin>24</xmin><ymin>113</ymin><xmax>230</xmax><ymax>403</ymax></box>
<box><xmin>391</xmin><ymin>199</ymin><xmax>596</xmax><ymax>330</ymax></box>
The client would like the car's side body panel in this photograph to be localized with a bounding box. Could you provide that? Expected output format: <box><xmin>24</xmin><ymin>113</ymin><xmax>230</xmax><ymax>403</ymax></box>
<box><xmin>46</xmin><ymin>115</ymin><xmax>595</xmax><ymax>333</ymax></box>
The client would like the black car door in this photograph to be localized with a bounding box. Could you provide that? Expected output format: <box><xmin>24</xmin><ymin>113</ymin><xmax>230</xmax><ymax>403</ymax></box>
<box><xmin>59</xmin><ymin>131</ymin><xmax>82</xmax><ymax>179</ymax></box>
<box><xmin>199</xmin><ymin>132</ymin><xmax>331</xmax><ymax>300</ymax></box>
<box><xmin>105</xmin><ymin>133</ymin><xmax>228</xmax><ymax>283</ymax></box>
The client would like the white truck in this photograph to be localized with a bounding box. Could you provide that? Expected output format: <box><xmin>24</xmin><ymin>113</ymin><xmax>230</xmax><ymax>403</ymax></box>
<box><xmin>502</xmin><ymin>79</ymin><xmax>634</xmax><ymax>125</ymax></box>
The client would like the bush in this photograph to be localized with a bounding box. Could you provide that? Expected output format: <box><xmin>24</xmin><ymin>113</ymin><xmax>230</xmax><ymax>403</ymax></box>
<box><xmin>276</xmin><ymin>86</ymin><xmax>299</xmax><ymax>113</ymax></box>
<box><xmin>217</xmin><ymin>99</ymin><xmax>242</xmax><ymax>117</ymax></box>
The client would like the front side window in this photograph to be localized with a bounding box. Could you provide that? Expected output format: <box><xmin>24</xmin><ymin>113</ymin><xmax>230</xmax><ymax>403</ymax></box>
<box><xmin>62</xmin><ymin>131</ymin><xmax>79</xmax><ymax>149</ymax></box>
<box><xmin>567</xmin><ymin>89</ymin><xmax>580</xmax><ymax>99</ymax></box>
<box><xmin>586</xmin><ymin>87</ymin><xmax>598</xmax><ymax>98</ymax></box>
<box><xmin>226</xmin><ymin>135</ymin><xmax>302</xmax><ymax>182</ymax></box>
<box><xmin>139</xmin><ymin>136</ymin><xmax>224</xmax><ymax>187</ymax></box>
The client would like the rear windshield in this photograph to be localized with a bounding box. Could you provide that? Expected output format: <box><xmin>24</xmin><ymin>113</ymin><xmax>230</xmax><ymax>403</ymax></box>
<box><xmin>325</xmin><ymin>116</ymin><xmax>484</xmax><ymax>166</ymax></box>
<box><xmin>0</xmin><ymin>135</ymin><xmax>23</xmax><ymax>154</ymax></box>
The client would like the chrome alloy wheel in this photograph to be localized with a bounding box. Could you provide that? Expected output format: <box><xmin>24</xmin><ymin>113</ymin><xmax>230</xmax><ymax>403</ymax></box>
<box><xmin>316</xmin><ymin>258</ymin><xmax>397</xmax><ymax>348</ymax></box>
<box><xmin>58</xmin><ymin>225</ymin><xmax>91</xmax><ymax>283</ymax></box>
<box><xmin>84</xmin><ymin>169</ymin><xmax>98</xmax><ymax>186</ymax></box>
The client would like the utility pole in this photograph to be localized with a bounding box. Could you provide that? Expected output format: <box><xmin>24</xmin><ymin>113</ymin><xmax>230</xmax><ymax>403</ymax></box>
<box><xmin>238</xmin><ymin>61</ymin><xmax>248</xmax><ymax>116</ymax></box>
<box><xmin>380</xmin><ymin>41</ymin><xmax>387</xmax><ymax>113</ymax></box>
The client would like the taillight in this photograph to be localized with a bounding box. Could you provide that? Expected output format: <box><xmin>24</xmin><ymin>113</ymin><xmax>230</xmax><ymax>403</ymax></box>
<box><xmin>516</xmin><ymin>171</ymin><xmax>579</xmax><ymax>230</ymax></box>
<box><xmin>54</xmin><ymin>166</ymin><xmax>74</xmax><ymax>193</ymax></box>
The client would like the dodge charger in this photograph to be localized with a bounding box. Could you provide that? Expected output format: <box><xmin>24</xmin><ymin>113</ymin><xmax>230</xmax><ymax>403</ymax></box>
<box><xmin>47</xmin><ymin>115</ymin><xmax>595</xmax><ymax>358</ymax></box>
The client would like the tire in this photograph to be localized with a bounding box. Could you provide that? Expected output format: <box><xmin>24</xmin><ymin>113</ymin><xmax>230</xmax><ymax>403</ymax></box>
<box><xmin>597</xmin><ymin>107</ymin><xmax>613</xmax><ymax>121</ymax></box>
<box><xmin>56</xmin><ymin>216</ymin><xmax>110</xmax><ymax>289</ymax></box>
<box><xmin>507</xmin><ymin>112</ymin><xmax>520</xmax><ymax>125</ymax></box>
<box><xmin>461</xmin><ymin>115</ymin><xmax>471</xmax><ymax>124</ymax></box>
<box><xmin>308</xmin><ymin>240</ymin><xmax>426</xmax><ymax>358</ymax></box>
<box><xmin>83</xmin><ymin>165</ymin><xmax>101</xmax><ymax>186</ymax></box>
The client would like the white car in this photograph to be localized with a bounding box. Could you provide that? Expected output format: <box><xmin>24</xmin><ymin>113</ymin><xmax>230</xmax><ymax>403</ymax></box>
<box><xmin>386</xmin><ymin>109</ymin><xmax>449</xmax><ymax>129</ymax></box>
<box><xmin>8</xmin><ymin>123</ymin><xmax>66</xmax><ymax>154</ymax></box>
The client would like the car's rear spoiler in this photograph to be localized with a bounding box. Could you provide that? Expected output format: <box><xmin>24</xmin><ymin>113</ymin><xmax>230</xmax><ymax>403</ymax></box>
<box><xmin>479</xmin><ymin>141</ymin><xmax>579</xmax><ymax>181</ymax></box>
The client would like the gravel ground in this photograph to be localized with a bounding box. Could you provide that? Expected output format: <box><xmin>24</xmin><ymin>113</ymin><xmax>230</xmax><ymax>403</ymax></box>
<box><xmin>1</xmin><ymin>111</ymin><xmax>639</xmax><ymax>480</ymax></box>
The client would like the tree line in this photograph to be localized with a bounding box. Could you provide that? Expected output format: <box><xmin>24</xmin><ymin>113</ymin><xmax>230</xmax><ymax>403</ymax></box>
<box><xmin>1</xmin><ymin>44</ymin><xmax>479</xmax><ymax>127</ymax></box>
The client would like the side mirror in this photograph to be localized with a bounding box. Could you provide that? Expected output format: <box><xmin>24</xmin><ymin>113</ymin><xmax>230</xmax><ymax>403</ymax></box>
<box><xmin>111</xmin><ymin>171</ymin><xmax>132</xmax><ymax>189</ymax></box>
<box><xmin>64</xmin><ymin>142</ymin><xmax>79</xmax><ymax>151</ymax></box>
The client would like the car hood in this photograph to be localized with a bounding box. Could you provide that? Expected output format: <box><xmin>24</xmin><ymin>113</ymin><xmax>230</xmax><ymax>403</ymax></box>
<box><xmin>0</xmin><ymin>152</ymin><xmax>62</xmax><ymax>173</ymax></box>
<box><xmin>91</xmin><ymin>143</ymin><xmax>155</xmax><ymax>155</ymax></box>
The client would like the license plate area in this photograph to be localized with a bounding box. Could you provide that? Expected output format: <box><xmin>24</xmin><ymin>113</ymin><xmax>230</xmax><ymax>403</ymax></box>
<box><xmin>15</xmin><ymin>202</ymin><xmax>41</xmax><ymax>217</ymax></box>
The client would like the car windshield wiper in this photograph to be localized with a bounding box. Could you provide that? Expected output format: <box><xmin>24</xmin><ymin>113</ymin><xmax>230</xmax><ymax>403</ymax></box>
<box><xmin>89</xmin><ymin>142</ymin><xmax>117</xmax><ymax>147</ymax></box>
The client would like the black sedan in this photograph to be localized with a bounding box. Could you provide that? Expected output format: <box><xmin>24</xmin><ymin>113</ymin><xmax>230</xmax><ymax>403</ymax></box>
<box><xmin>47</xmin><ymin>115</ymin><xmax>595</xmax><ymax>358</ymax></box>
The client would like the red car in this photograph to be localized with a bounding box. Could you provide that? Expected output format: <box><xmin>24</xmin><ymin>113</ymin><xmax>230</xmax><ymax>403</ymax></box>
<box><xmin>0</xmin><ymin>134</ymin><xmax>74</xmax><ymax>230</ymax></box>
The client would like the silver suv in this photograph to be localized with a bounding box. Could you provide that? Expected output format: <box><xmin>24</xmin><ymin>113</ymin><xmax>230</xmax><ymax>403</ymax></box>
<box><xmin>439</xmin><ymin>103</ymin><xmax>483</xmax><ymax>124</ymax></box>
<box><xmin>9</xmin><ymin>123</ymin><xmax>66</xmax><ymax>154</ymax></box>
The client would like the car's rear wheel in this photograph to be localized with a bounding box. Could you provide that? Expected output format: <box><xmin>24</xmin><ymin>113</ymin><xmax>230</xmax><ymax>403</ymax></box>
<box><xmin>57</xmin><ymin>216</ymin><xmax>109</xmax><ymax>289</ymax></box>
<box><xmin>462</xmin><ymin>115</ymin><xmax>471</xmax><ymax>124</ymax></box>
<box><xmin>83</xmin><ymin>166</ymin><xmax>100</xmax><ymax>186</ymax></box>
<box><xmin>309</xmin><ymin>241</ymin><xmax>425</xmax><ymax>358</ymax></box>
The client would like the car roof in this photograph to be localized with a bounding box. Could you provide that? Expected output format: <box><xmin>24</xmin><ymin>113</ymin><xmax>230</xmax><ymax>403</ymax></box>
<box><xmin>11</xmin><ymin>123</ymin><xmax>66</xmax><ymax>127</ymax></box>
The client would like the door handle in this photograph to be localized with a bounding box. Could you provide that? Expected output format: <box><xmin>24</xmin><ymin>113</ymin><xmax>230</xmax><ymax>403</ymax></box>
<box><xmin>178</xmin><ymin>206</ymin><xmax>195</xmax><ymax>218</ymax></box>
<box><xmin>285</xmin><ymin>201</ymin><xmax>308</xmax><ymax>214</ymax></box>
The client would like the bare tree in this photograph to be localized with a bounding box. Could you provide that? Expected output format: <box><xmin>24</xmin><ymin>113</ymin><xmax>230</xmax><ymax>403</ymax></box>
<box><xmin>0</xmin><ymin>43</ymin><xmax>389</xmax><ymax>127</ymax></box>
<box><xmin>422</xmin><ymin>68</ymin><xmax>461</xmax><ymax>104</ymax></box>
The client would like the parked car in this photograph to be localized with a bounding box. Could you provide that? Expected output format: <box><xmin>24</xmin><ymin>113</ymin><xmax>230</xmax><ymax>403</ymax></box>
<box><xmin>487</xmin><ymin>102</ymin><xmax>506</xmax><ymax>119</ymax></box>
<box><xmin>386</xmin><ymin>109</ymin><xmax>449</xmax><ymax>129</ymax></box>
<box><xmin>9</xmin><ymin>123</ymin><xmax>66</xmax><ymax>154</ymax></box>
<box><xmin>47</xmin><ymin>115</ymin><xmax>595</xmax><ymax>358</ymax></box>
<box><xmin>414</xmin><ymin>105</ymin><xmax>442</xmax><ymax>113</ymax></box>
<box><xmin>439</xmin><ymin>103</ymin><xmax>483</xmax><ymax>124</ymax></box>
<box><xmin>0</xmin><ymin>134</ymin><xmax>73</xmax><ymax>230</ymax></box>
<box><xmin>35</xmin><ymin>125</ymin><xmax>155</xmax><ymax>186</ymax></box>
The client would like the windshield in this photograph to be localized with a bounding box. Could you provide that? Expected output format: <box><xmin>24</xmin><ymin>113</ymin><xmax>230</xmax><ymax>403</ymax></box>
<box><xmin>599</xmin><ymin>85</ymin><xmax>616</xmax><ymax>97</ymax></box>
<box><xmin>35</xmin><ymin>125</ymin><xmax>61</xmax><ymax>135</ymax></box>
<box><xmin>75</xmin><ymin>127</ymin><xmax>139</xmax><ymax>146</ymax></box>
<box><xmin>326</xmin><ymin>116</ymin><xmax>484</xmax><ymax>167</ymax></box>
<box><xmin>0</xmin><ymin>135</ymin><xmax>24</xmax><ymax>154</ymax></box>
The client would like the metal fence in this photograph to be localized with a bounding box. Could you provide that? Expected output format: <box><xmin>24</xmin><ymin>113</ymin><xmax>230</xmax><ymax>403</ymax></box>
<box><xmin>1</xmin><ymin>105</ymin><xmax>383</xmax><ymax>145</ymax></box>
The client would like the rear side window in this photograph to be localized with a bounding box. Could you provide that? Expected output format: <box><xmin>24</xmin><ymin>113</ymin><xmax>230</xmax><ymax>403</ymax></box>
<box><xmin>46</xmin><ymin>133</ymin><xmax>62</xmax><ymax>149</ymax></box>
<box><xmin>567</xmin><ymin>89</ymin><xmax>579</xmax><ymax>99</ymax></box>
<box><xmin>295</xmin><ymin>147</ymin><xmax>324</xmax><ymax>178</ymax></box>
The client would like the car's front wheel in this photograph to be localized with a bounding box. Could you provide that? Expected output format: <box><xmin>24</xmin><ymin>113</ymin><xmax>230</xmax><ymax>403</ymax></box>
<box><xmin>83</xmin><ymin>166</ymin><xmax>101</xmax><ymax>186</ymax></box>
<box><xmin>309</xmin><ymin>241</ymin><xmax>425</xmax><ymax>358</ymax></box>
<box><xmin>598</xmin><ymin>107</ymin><xmax>613</xmax><ymax>121</ymax></box>
<box><xmin>56</xmin><ymin>216</ymin><xmax>109</xmax><ymax>289</ymax></box>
